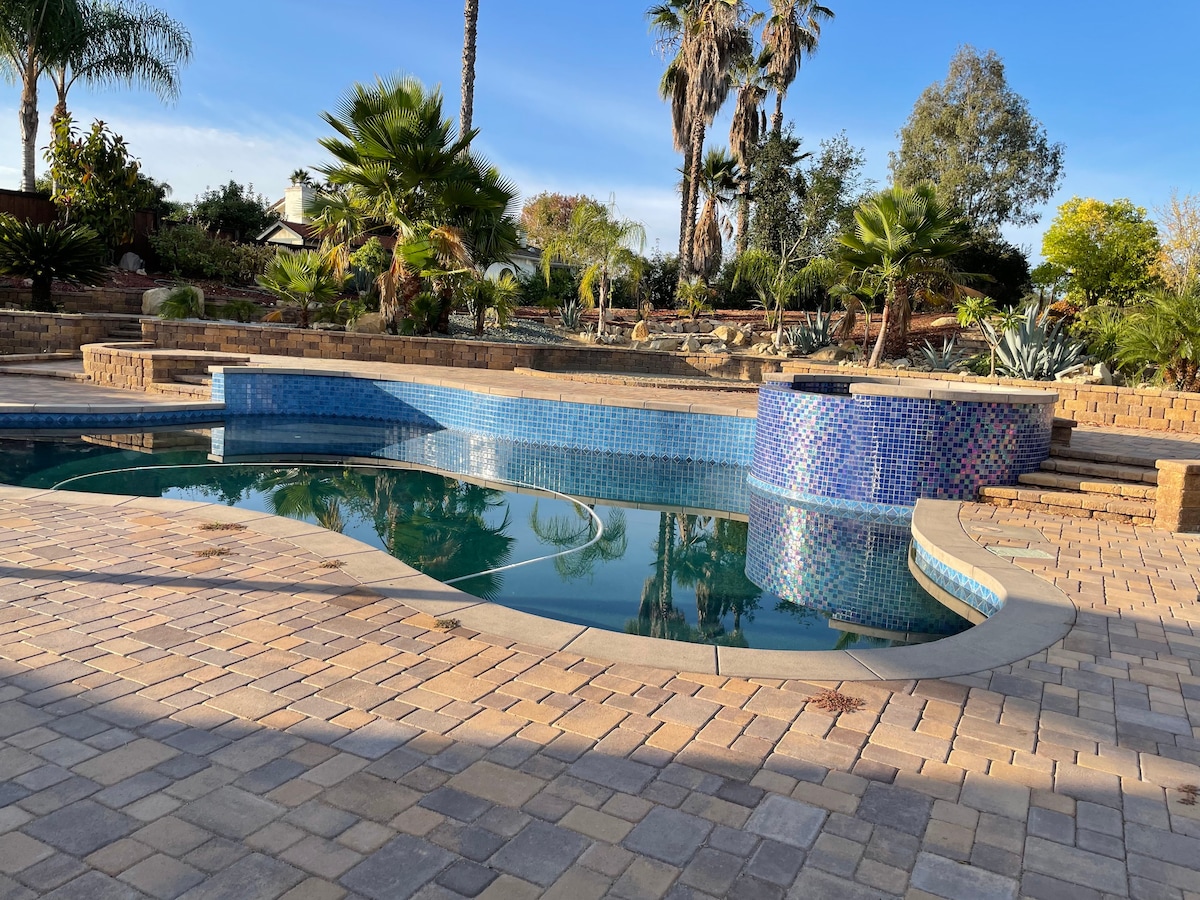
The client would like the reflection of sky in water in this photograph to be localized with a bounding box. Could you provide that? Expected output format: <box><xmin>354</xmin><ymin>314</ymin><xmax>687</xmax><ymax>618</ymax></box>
<box><xmin>0</xmin><ymin>424</ymin><xmax>971</xmax><ymax>651</ymax></box>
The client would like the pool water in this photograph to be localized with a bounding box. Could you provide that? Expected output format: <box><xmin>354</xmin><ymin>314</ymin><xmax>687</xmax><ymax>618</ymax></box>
<box><xmin>0</xmin><ymin>421</ymin><xmax>971</xmax><ymax>651</ymax></box>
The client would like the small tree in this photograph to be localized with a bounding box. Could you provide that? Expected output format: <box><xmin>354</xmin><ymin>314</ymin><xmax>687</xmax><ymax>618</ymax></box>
<box><xmin>1041</xmin><ymin>197</ymin><xmax>1161</xmax><ymax>306</ymax></box>
<box><xmin>0</xmin><ymin>216</ymin><xmax>106</xmax><ymax>311</ymax></box>
<box><xmin>539</xmin><ymin>199</ymin><xmax>646</xmax><ymax>337</ymax></box>
<box><xmin>191</xmin><ymin>180</ymin><xmax>278</xmax><ymax>241</ymax></box>
<box><xmin>44</xmin><ymin>114</ymin><xmax>155</xmax><ymax>251</ymax></box>
<box><xmin>955</xmin><ymin>294</ymin><xmax>998</xmax><ymax>374</ymax></box>
<box><xmin>520</xmin><ymin>192</ymin><xmax>586</xmax><ymax>249</ymax></box>
<box><xmin>464</xmin><ymin>271</ymin><xmax>518</xmax><ymax>336</ymax></box>
<box><xmin>1154</xmin><ymin>190</ymin><xmax>1200</xmax><ymax>293</ymax></box>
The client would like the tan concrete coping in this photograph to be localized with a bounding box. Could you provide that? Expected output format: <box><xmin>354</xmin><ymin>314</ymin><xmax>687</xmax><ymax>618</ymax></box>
<box><xmin>211</xmin><ymin>364</ymin><xmax>754</xmax><ymax>418</ymax></box>
<box><xmin>0</xmin><ymin>487</ymin><xmax>1078</xmax><ymax>682</ymax></box>
<box><xmin>0</xmin><ymin>400</ymin><xmax>224</xmax><ymax>414</ymax></box>
<box><xmin>764</xmin><ymin>372</ymin><xmax>1057</xmax><ymax>405</ymax></box>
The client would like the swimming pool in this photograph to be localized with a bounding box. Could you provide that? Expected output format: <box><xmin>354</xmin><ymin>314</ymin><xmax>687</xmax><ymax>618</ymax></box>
<box><xmin>0</xmin><ymin>418</ymin><xmax>970</xmax><ymax>651</ymax></box>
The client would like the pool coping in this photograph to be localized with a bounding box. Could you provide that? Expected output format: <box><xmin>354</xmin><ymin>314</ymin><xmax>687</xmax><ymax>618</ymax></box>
<box><xmin>0</xmin><ymin>485</ymin><xmax>1078</xmax><ymax>681</ymax></box>
<box><xmin>764</xmin><ymin>372</ymin><xmax>1059</xmax><ymax>405</ymax></box>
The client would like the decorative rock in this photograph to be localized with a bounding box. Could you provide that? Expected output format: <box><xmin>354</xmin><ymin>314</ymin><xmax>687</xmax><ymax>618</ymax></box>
<box><xmin>931</xmin><ymin>316</ymin><xmax>959</xmax><ymax>328</ymax></box>
<box><xmin>711</xmin><ymin>325</ymin><xmax>740</xmax><ymax>343</ymax></box>
<box><xmin>351</xmin><ymin>312</ymin><xmax>386</xmax><ymax>334</ymax></box>
<box><xmin>631</xmin><ymin>321</ymin><xmax>650</xmax><ymax>342</ymax></box>
<box><xmin>682</xmin><ymin>320</ymin><xmax>700</xmax><ymax>333</ymax></box>
<box><xmin>313</xmin><ymin>322</ymin><xmax>344</xmax><ymax>331</ymax></box>
<box><xmin>707</xmin><ymin>341</ymin><xmax>730</xmax><ymax>354</ymax></box>
<box><xmin>1094</xmin><ymin>361</ymin><xmax>1114</xmax><ymax>385</ymax></box>
<box><xmin>730</xmin><ymin>329</ymin><xmax>752</xmax><ymax>347</ymax></box>
<box><xmin>649</xmin><ymin>338</ymin><xmax>681</xmax><ymax>352</ymax></box>
<box><xmin>681</xmin><ymin>335</ymin><xmax>701</xmax><ymax>353</ymax></box>
<box><xmin>808</xmin><ymin>345</ymin><xmax>851</xmax><ymax>362</ymax></box>
<box><xmin>118</xmin><ymin>251</ymin><xmax>144</xmax><ymax>272</ymax></box>
<box><xmin>893</xmin><ymin>358</ymin><xmax>910</xmax><ymax>369</ymax></box>
<box><xmin>698</xmin><ymin>320</ymin><xmax>714</xmax><ymax>334</ymax></box>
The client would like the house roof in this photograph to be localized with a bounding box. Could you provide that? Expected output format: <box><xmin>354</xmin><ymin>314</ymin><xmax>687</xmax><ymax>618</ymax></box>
<box><xmin>258</xmin><ymin>221</ymin><xmax>316</xmax><ymax>243</ymax></box>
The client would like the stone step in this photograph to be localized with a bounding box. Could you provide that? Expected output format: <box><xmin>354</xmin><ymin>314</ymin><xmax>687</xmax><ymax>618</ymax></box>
<box><xmin>146</xmin><ymin>382</ymin><xmax>211</xmax><ymax>400</ymax></box>
<box><xmin>1048</xmin><ymin>444</ymin><xmax>1159</xmax><ymax>471</ymax></box>
<box><xmin>979</xmin><ymin>486</ymin><xmax>1157</xmax><ymax>524</ymax></box>
<box><xmin>174</xmin><ymin>374</ymin><xmax>212</xmax><ymax>386</ymax></box>
<box><xmin>1018</xmin><ymin>471</ymin><xmax>1157</xmax><ymax>499</ymax></box>
<box><xmin>1039</xmin><ymin>457</ymin><xmax>1158</xmax><ymax>484</ymax></box>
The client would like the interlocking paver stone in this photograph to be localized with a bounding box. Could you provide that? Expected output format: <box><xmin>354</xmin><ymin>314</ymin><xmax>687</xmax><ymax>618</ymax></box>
<box><xmin>23</xmin><ymin>799</ymin><xmax>137</xmax><ymax>856</ymax></box>
<box><xmin>567</xmin><ymin>754</ymin><xmax>656</xmax><ymax>794</ymax></box>
<box><xmin>176</xmin><ymin>852</ymin><xmax>304</xmax><ymax>900</ymax></box>
<box><xmin>119</xmin><ymin>854</ymin><xmax>205</xmax><ymax>899</ymax></box>
<box><xmin>623</xmin><ymin>806</ymin><xmax>712</xmax><ymax>866</ymax></box>
<box><xmin>489</xmin><ymin>821</ymin><xmax>589</xmax><ymax>887</ymax></box>
<box><xmin>910</xmin><ymin>852</ymin><xmax>1017</xmax><ymax>900</ymax></box>
<box><xmin>855</xmin><ymin>783</ymin><xmax>933</xmax><ymax>837</ymax></box>
<box><xmin>176</xmin><ymin>786</ymin><xmax>285</xmax><ymax>839</ymax></box>
<box><xmin>340</xmin><ymin>834</ymin><xmax>454</xmax><ymax>900</ymax></box>
<box><xmin>744</xmin><ymin>795</ymin><xmax>827</xmax><ymax>849</ymax></box>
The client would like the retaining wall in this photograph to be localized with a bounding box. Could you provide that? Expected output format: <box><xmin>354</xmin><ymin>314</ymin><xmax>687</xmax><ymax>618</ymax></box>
<box><xmin>0</xmin><ymin>286</ymin><xmax>144</xmax><ymax>315</ymax></box>
<box><xmin>0</xmin><ymin>310</ymin><xmax>131</xmax><ymax>355</ymax></box>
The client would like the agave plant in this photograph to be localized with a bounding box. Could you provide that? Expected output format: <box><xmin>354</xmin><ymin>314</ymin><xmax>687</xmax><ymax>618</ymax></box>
<box><xmin>980</xmin><ymin>302</ymin><xmax>1087</xmax><ymax>380</ymax></box>
<box><xmin>0</xmin><ymin>215</ymin><xmax>106</xmax><ymax>311</ymax></box>
<box><xmin>784</xmin><ymin>310</ymin><xmax>837</xmax><ymax>355</ymax></box>
<box><xmin>558</xmin><ymin>297</ymin><xmax>582</xmax><ymax>331</ymax></box>
<box><xmin>918</xmin><ymin>337</ymin><xmax>966</xmax><ymax>371</ymax></box>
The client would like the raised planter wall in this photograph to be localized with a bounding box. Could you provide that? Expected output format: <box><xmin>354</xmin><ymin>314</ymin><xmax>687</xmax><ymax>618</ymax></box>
<box><xmin>0</xmin><ymin>310</ymin><xmax>129</xmax><ymax>355</ymax></box>
<box><xmin>83</xmin><ymin>342</ymin><xmax>249</xmax><ymax>392</ymax></box>
<box><xmin>141</xmin><ymin>320</ymin><xmax>783</xmax><ymax>381</ymax></box>
<box><xmin>0</xmin><ymin>286</ymin><xmax>144</xmax><ymax>315</ymax></box>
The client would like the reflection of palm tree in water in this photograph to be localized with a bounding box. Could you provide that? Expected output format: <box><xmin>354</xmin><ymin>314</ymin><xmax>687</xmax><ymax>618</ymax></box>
<box><xmin>626</xmin><ymin>513</ymin><xmax>761</xmax><ymax>646</ymax></box>
<box><xmin>528</xmin><ymin>502</ymin><xmax>628</xmax><ymax>580</ymax></box>
<box><xmin>260</xmin><ymin>467</ymin><xmax>515</xmax><ymax>600</ymax></box>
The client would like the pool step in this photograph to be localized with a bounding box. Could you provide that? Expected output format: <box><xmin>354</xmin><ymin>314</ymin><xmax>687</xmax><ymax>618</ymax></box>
<box><xmin>147</xmin><ymin>381</ymin><xmax>211</xmax><ymax>400</ymax></box>
<box><xmin>174</xmin><ymin>375</ymin><xmax>212</xmax><ymax>387</ymax></box>
<box><xmin>1016</xmin><ymin>471</ymin><xmax>1157</xmax><ymax>500</ymax></box>
<box><xmin>1038</xmin><ymin>457</ymin><xmax>1159</xmax><ymax>484</ymax></box>
<box><xmin>1046</xmin><ymin>444</ymin><xmax>1159</xmax><ymax>470</ymax></box>
<box><xmin>978</xmin><ymin>486</ymin><xmax>1156</xmax><ymax>525</ymax></box>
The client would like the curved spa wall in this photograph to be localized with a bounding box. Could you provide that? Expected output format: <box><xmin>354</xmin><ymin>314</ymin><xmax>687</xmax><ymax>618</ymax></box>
<box><xmin>751</xmin><ymin>375</ymin><xmax>1057</xmax><ymax>512</ymax></box>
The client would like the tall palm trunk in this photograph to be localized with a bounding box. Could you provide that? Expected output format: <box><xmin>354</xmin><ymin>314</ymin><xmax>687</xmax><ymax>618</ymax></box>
<box><xmin>679</xmin><ymin>115</ymin><xmax>706</xmax><ymax>282</ymax></box>
<box><xmin>460</xmin><ymin>0</ymin><xmax>479</xmax><ymax>138</ymax></box>
<box><xmin>736</xmin><ymin>185</ymin><xmax>751</xmax><ymax>255</ymax></box>
<box><xmin>50</xmin><ymin>68</ymin><xmax>69</xmax><ymax>125</ymax></box>
<box><xmin>19</xmin><ymin>54</ymin><xmax>39</xmax><ymax>192</ymax></box>
<box><xmin>678</xmin><ymin>142</ymin><xmax>693</xmax><ymax>263</ymax></box>
<box><xmin>596</xmin><ymin>271</ymin><xmax>609</xmax><ymax>338</ymax></box>
<box><xmin>868</xmin><ymin>280</ymin><xmax>893</xmax><ymax>368</ymax></box>
<box><xmin>771</xmin><ymin>90</ymin><xmax>785</xmax><ymax>136</ymax></box>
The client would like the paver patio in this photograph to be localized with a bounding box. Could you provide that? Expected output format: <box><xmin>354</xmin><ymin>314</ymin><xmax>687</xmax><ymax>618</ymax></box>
<box><xmin>0</xmin><ymin>370</ymin><xmax>1198</xmax><ymax>898</ymax></box>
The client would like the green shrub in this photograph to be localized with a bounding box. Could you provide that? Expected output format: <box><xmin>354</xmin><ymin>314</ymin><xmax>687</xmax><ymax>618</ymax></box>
<box><xmin>149</xmin><ymin>224</ymin><xmax>273</xmax><ymax>284</ymax></box>
<box><xmin>159</xmin><ymin>286</ymin><xmax>204</xmax><ymax>319</ymax></box>
<box><xmin>0</xmin><ymin>216</ymin><xmax>106</xmax><ymax>311</ymax></box>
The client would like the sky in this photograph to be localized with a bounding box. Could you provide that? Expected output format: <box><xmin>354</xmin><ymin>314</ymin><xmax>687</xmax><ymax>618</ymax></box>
<box><xmin>3</xmin><ymin>0</ymin><xmax>1198</xmax><ymax>260</ymax></box>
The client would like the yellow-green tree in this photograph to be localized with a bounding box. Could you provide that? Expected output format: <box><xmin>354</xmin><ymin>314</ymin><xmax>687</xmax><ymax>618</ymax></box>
<box><xmin>1155</xmin><ymin>190</ymin><xmax>1200</xmax><ymax>292</ymax></box>
<box><xmin>1041</xmin><ymin>197</ymin><xmax>1161</xmax><ymax>306</ymax></box>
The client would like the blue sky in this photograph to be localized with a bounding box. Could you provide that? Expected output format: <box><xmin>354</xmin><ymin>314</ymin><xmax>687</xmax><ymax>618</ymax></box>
<box><xmin>3</xmin><ymin>0</ymin><xmax>1197</xmax><ymax>259</ymax></box>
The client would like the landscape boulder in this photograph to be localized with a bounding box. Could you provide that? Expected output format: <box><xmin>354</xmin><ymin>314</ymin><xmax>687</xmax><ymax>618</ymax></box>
<box><xmin>808</xmin><ymin>345</ymin><xmax>851</xmax><ymax>363</ymax></box>
<box><xmin>142</xmin><ymin>285</ymin><xmax>203</xmax><ymax>316</ymax></box>
<box><xmin>631</xmin><ymin>320</ymin><xmax>651</xmax><ymax>342</ymax></box>
<box><xmin>710</xmin><ymin>324</ymin><xmax>740</xmax><ymax>344</ymax></box>
<box><xmin>351</xmin><ymin>312</ymin><xmax>387</xmax><ymax>334</ymax></box>
<box><xmin>681</xmin><ymin>335</ymin><xmax>701</xmax><ymax>353</ymax></box>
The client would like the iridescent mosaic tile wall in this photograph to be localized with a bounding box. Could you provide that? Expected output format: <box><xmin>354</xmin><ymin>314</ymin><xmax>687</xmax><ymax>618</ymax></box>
<box><xmin>752</xmin><ymin>382</ymin><xmax>1055</xmax><ymax>509</ymax></box>
<box><xmin>214</xmin><ymin>373</ymin><xmax>754</xmax><ymax>465</ymax></box>
<box><xmin>744</xmin><ymin>488</ymin><xmax>968</xmax><ymax>636</ymax></box>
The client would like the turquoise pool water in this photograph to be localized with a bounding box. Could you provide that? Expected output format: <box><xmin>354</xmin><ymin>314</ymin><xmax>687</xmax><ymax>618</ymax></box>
<box><xmin>0</xmin><ymin>420</ymin><xmax>970</xmax><ymax>651</ymax></box>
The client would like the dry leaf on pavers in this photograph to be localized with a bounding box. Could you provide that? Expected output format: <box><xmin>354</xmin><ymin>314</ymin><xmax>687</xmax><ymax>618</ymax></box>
<box><xmin>192</xmin><ymin>547</ymin><xmax>232</xmax><ymax>557</ymax></box>
<box><xmin>804</xmin><ymin>689</ymin><xmax>866</xmax><ymax>714</ymax></box>
<box><xmin>320</xmin><ymin>559</ymin><xmax>345</xmax><ymax>569</ymax></box>
<box><xmin>198</xmin><ymin>522</ymin><xmax>246</xmax><ymax>531</ymax></box>
<box><xmin>1179</xmin><ymin>784</ymin><xmax>1199</xmax><ymax>806</ymax></box>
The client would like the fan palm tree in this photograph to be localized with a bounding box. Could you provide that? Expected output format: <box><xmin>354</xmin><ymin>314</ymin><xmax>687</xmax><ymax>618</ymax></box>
<box><xmin>528</xmin><ymin>502</ymin><xmax>628</xmax><ymax>581</ymax></box>
<box><xmin>838</xmin><ymin>184</ymin><xmax>969</xmax><ymax>367</ymax></box>
<box><xmin>460</xmin><ymin>0</ymin><xmax>479</xmax><ymax>138</ymax></box>
<box><xmin>309</xmin><ymin>75</ymin><xmax>518</xmax><ymax>332</ymax></box>
<box><xmin>728</xmin><ymin>47</ymin><xmax>771</xmax><ymax>254</ymax></box>
<box><xmin>47</xmin><ymin>0</ymin><xmax>192</xmax><ymax>126</ymax></box>
<box><xmin>648</xmin><ymin>0</ymin><xmax>752</xmax><ymax>282</ymax></box>
<box><xmin>0</xmin><ymin>0</ymin><xmax>84</xmax><ymax>191</ymax></box>
<box><xmin>1116</xmin><ymin>286</ymin><xmax>1200</xmax><ymax>391</ymax></box>
<box><xmin>762</xmin><ymin>0</ymin><xmax>833</xmax><ymax>135</ymax></box>
<box><xmin>0</xmin><ymin>215</ymin><xmax>106</xmax><ymax>311</ymax></box>
<box><xmin>257</xmin><ymin>250</ymin><xmax>348</xmax><ymax>329</ymax></box>
<box><xmin>540</xmin><ymin>198</ymin><xmax>645</xmax><ymax>338</ymax></box>
<box><xmin>691</xmin><ymin>147</ymin><xmax>739</xmax><ymax>282</ymax></box>
<box><xmin>464</xmin><ymin>269</ymin><xmax>518</xmax><ymax>336</ymax></box>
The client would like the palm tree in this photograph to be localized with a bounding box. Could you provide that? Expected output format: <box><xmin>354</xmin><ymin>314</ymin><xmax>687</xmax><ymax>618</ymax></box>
<box><xmin>838</xmin><ymin>184</ymin><xmax>969</xmax><ymax>367</ymax></box>
<box><xmin>539</xmin><ymin>198</ymin><xmax>645</xmax><ymax>338</ymax></box>
<box><xmin>648</xmin><ymin>0</ymin><xmax>751</xmax><ymax>282</ymax></box>
<box><xmin>955</xmin><ymin>294</ymin><xmax>998</xmax><ymax>374</ymax></box>
<box><xmin>692</xmin><ymin>147</ymin><xmax>739</xmax><ymax>281</ymax></box>
<box><xmin>762</xmin><ymin>0</ymin><xmax>833</xmax><ymax>135</ymax></box>
<box><xmin>734</xmin><ymin>238</ymin><xmax>823</xmax><ymax>344</ymax></box>
<box><xmin>1116</xmin><ymin>286</ymin><xmax>1200</xmax><ymax>391</ymax></box>
<box><xmin>464</xmin><ymin>269</ymin><xmax>518</xmax><ymax>336</ymax></box>
<box><xmin>47</xmin><ymin>0</ymin><xmax>192</xmax><ymax>126</ymax></box>
<box><xmin>528</xmin><ymin>502</ymin><xmax>628</xmax><ymax>581</ymax></box>
<box><xmin>257</xmin><ymin>250</ymin><xmax>347</xmax><ymax>329</ymax></box>
<box><xmin>0</xmin><ymin>0</ymin><xmax>84</xmax><ymax>190</ymax></box>
<box><xmin>728</xmin><ymin>47</ymin><xmax>771</xmax><ymax>254</ymax></box>
<box><xmin>460</xmin><ymin>0</ymin><xmax>479</xmax><ymax>138</ymax></box>
<box><xmin>309</xmin><ymin>75</ymin><xmax>518</xmax><ymax>332</ymax></box>
<box><xmin>0</xmin><ymin>215</ymin><xmax>106</xmax><ymax>311</ymax></box>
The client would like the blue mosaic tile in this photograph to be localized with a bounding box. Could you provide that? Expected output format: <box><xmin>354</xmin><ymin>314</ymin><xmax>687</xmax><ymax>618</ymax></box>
<box><xmin>745</xmin><ymin>486</ymin><xmax>966</xmax><ymax>635</ymax></box>
<box><xmin>911</xmin><ymin>541</ymin><xmax>1002</xmax><ymax>618</ymax></box>
<box><xmin>751</xmin><ymin>382</ymin><xmax>1054</xmax><ymax>507</ymax></box>
<box><xmin>218</xmin><ymin>373</ymin><xmax>755</xmax><ymax>464</ymax></box>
